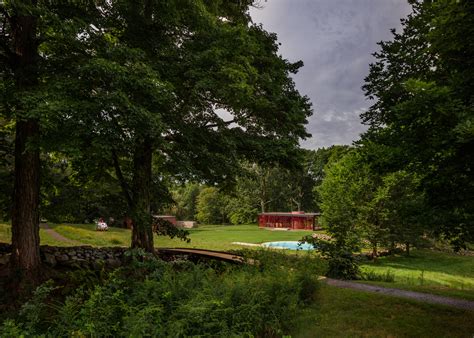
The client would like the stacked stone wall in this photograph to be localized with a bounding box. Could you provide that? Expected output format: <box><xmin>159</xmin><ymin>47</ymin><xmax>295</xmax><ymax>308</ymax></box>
<box><xmin>0</xmin><ymin>243</ymin><xmax>126</xmax><ymax>268</ymax></box>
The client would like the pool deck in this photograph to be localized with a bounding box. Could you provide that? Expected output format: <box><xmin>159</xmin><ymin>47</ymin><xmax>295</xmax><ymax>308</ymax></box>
<box><xmin>231</xmin><ymin>242</ymin><xmax>262</xmax><ymax>247</ymax></box>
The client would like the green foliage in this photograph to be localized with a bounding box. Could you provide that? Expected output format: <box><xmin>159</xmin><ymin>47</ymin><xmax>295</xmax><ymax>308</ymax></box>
<box><xmin>317</xmin><ymin>151</ymin><xmax>365</xmax><ymax>250</ymax></box>
<box><xmin>0</xmin><ymin>280</ymin><xmax>58</xmax><ymax>336</ymax></box>
<box><xmin>373</xmin><ymin>171</ymin><xmax>427</xmax><ymax>254</ymax></box>
<box><xmin>317</xmin><ymin>146</ymin><xmax>430</xmax><ymax>261</ymax></box>
<box><xmin>310</xmin><ymin>145</ymin><xmax>351</xmax><ymax>211</ymax></box>
<box><xmin>0</xmin><ymin>254</ymin><xmax>321</xmax><ymax>337</ymax></box>
<box><xmin>305</xmin><ymin>236</ymin><xmax>360</xmax><ymax>280</ymax></box>
<box><xmin>170</xmin><ymin>183</ymin><xmax>202</xmax><ymax>221</ymax></box>
<box><xmin>361</xmin><ymin>269</ymin><xmax>395</xmax><ymax>283</ymax></box>
<box><xmin>195</xmin><ymin>187</ymin><xmax>228</xmax><ymax>224</ymax></box>
<box><xmin>361</xmin><ymin>0</ymin><xmax>474</xmax><ymax>246</ymax></box>
<box><xmin>153</xmin><ymin>218</ymin><xmax>190</xmax><ymax>243</ymax></box>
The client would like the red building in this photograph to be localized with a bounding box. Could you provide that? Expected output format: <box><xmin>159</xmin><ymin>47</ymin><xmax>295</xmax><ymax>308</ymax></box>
<box><xmin>154</xmin><ymin>215</ymin><xmax>177</xmax><ymax>225</ymax></box>
<box><xmin>258</xmin><ymin>211</ymin><xmax>319</xmax><ymax>230</ymax></box>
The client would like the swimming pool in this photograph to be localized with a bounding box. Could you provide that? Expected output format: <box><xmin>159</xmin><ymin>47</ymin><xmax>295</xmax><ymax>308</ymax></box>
<box><xmin>261</xmin><ymin>241</ymin><xmax>315</xmax><ymax>251</ymax></box>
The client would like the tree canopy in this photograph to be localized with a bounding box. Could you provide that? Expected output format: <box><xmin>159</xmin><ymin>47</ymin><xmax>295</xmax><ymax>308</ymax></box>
<box><xmin>361</xmin><ymin>0</ymin><xmax>474</xmax><ymax>247</ymax></box>
<box><xmin>0</xmin><ymin>0</ymin><xmax>313</xmax><ymax>284</ymax></box>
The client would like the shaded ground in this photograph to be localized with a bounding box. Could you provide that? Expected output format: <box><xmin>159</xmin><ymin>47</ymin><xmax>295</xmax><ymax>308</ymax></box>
<box><xmin>323</xmin><ymin>277</ymin><xmax>474</xmax><ymax>311</ymax></box>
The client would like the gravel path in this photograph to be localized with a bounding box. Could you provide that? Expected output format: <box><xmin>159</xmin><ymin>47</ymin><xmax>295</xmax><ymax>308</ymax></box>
<box><xmin>40</xmin><ymin>223</ymin><xmax>83</xmax><ymax>245</ymax></box>
<box><xmin>322</xmin><ymin>277</ymin><xmax>474</xmax><ymax>311</ymax></box>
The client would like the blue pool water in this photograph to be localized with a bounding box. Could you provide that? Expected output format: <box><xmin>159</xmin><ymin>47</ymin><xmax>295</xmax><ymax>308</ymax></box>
<box><xmin>261</xmin><ymin>241</ymin><xmax>315</xmax><ymax>251</ymax></box>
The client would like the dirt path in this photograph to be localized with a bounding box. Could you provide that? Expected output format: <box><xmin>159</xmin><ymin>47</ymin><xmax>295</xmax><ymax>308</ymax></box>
<box><xmin>322</xmin><ymin>277</ymin><xmax>474</xmax><ymax>311</ymax></box>
<box><xmin>40</xmin><ymin>223</ymin><xmax>82</xmax><ymax>245</ymax></box>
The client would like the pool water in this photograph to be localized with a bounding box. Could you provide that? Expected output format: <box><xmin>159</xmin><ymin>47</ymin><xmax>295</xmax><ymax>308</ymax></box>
<box><xmin>261</xmin><ymin>241</ymin><xmax>315</xmax><ymax>251</ymax></box>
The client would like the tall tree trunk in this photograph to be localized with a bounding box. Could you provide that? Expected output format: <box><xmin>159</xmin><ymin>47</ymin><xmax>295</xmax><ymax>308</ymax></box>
<box><xmin>130</xmin><ymin>137</ymin><xmax>154</xmax><ymax>252</ymax></box>
<box><xmin>11</xmin><ymin>120</ymin><xmax>41</xmax><ymax>283</ymax></box>
<box><xmin>9</xmin><ymin>3</ymin><xmax>42</xmax><ymax>287</ymax></box>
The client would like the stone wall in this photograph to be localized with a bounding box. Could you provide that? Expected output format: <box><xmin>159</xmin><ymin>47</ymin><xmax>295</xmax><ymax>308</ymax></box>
<box><xmin>0</xmin><ymin>243</ymin><xmax>127</xmax><ymax>269</ymax></box>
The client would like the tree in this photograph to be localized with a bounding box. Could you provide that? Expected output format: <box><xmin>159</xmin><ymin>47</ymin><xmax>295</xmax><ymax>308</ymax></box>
<box><xmin>40</xmin><ymin>153</ymin><xmax>128</xmax><ymax>224</ymax></box>
<box><xmin>318</xmin><ymin>147</ymin><xmax>428</xmax><ymax>259</ymax></box>
<box><xmin>52</xmin><ymin>0</ymin><xmax>312</xmax><ymax>252</ymax></box>
<box><xmin>317</xmin><ymin>151</ymin><xmax>365</xmax><ymax>250</ymax></box>
<box><xmin>195</xmin><ymin>187</ymin><xmax>228</xmax><ymax>225</ymax></box>
<box><xmin>309</xmin><ymin>145</ymin><xmax>351</xmax><ymax>211</ymax></box>
<box><xmin>1</xmin><ymin>1</ymin><xmax>115</xmax><ymax>286</ymax></box>
<box><xmin>170</xmin><ymin>184</ymin><xmax>202</xmax><ymax>221</ymax></box>
<box><xmin>224</xmin><ymin>170</ymin><xmax>260</xmax><ymax>224</ymax></box>
<box><xmin>361</xmin><ymin>0</ymin><xmax>474</xmax><ymax>247</ymax></box>
<box><xmin>2</xmin><ymin>1</ymin><xmax>45</xmax><ymax>285</ymax></box>
<box><xmin>373</xmin><ymin>171</ymin><xmax>427</xmax><ymax>255</ymax></box>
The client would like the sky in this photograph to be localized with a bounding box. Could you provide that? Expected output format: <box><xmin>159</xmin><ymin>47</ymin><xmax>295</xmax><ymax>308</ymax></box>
<box><xmin>249</xmin><ymin>0</ymin><xmax>412</xmax><ymax>149</ymax></box>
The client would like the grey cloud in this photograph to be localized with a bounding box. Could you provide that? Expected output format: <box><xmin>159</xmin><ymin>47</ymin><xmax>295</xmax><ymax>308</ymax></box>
<box><xmin>250</xmin><ymin>0</ymin><xmax>411</xmax><ymax>149</ymax></box>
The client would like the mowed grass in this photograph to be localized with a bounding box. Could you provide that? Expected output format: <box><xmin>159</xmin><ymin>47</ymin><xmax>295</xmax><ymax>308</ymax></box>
<box><xmin>360</xmin><ymin>250</ymin><xmax>474</xmax><ymax>300</ymax></box>
<box><xmin>48</xmin><ymin>223</ymin><xmax>131</xmax><ymax>247</ymax></box>
<box><xmin>48</xmin><ymin>223</ymin><xmax>314</xmax><ymax>251</ymax></box>
<box><xmin>293</xmin><ymin>284</ymin><xmax>474</xmax><ymax>338</ymax></box>
<box><xmin>0</xmin><ymin>223</ymin><xmax>69</xmax><ymax>246</ymax></box>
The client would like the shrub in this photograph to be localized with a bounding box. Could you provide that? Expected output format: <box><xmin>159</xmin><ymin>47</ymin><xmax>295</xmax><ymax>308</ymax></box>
<box><xmin>303</xmin><ymin>236</ymin><xmax>360</xmax><ymax>280</ymax></box>
<box><xmin>1</xmin><ymin>251</ymin><xmax>323</xmax><ymax>337</ymax></box>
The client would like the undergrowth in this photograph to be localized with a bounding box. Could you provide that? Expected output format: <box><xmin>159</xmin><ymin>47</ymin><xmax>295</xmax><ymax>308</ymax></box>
<box><xmin>0</xmin><ymin>249</ymin><xmax>324</xmax><ymax>337</ymax></box>
<box><xmin>361</xmin><ymin>269</ymin><xmax>395</xmax><ymax>283</ymax></box>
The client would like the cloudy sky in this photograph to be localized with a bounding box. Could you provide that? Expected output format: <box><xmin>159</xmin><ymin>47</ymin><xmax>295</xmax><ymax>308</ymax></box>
<box><xmin>249</xmin><ymin>0</ymin><xmax>411</xmax><ymax>149</ymax></box>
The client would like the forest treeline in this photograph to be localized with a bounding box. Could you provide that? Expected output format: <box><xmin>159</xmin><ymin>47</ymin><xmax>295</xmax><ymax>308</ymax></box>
<box><xmin>0</xmin><ymin>145</ymin><xmax>349</xmax><ymax>225</ymax></box>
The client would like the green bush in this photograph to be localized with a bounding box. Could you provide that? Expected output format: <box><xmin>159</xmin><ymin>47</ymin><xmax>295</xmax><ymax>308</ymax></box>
<box><xmin>303</xmin><ymin>236</ymin><xmax>360</xmax><ymax>280</ymax></box>
<box><xmin>1</xmin><ymin>251</ymin><xmax>323</xmax><ymax>337</ymax></box>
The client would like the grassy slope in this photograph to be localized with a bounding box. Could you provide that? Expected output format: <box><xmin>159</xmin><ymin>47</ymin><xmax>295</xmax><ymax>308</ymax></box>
<box><xmin>294</xmin><ymin>285</ymin><xmax>474</xmax><ymax>337</ymax></box>
<box><xmin>49</xmin><ymin>223</ymin><xmax>314</xmax><ymax>251</ymax></box>
<box><xmin>0</xmin><ymin>223</ymin><xmax>67</xmax><ymax>246</ymax></box>
<box><xmin>49</xmin><ymin>223</ymin><xmax>473</xmax><ymax>300</ymax></box>
<box><xmin>360</xmin><ymin>250</ymin><xmax>474</xmax><ymax>300</ymax></box>
<box><xmin>1</xmin><ymin>223</ymin><xmax>473</xmax><ymax>300</ymax></box>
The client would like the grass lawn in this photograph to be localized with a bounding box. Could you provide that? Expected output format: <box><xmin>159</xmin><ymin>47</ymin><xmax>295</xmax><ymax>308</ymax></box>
<box><xmin>48</xmin><ymin>223</ymin><xmax>315</xmax><ymax>251</ymax></box>
<box><xmin>360</xmin><ymin>249</ymin><xmax>474</xmax><ymax>300</ymax></box>
<box><xmin>0</xmin><ymin>223</ymin><xmax>68</xmax><ymax>247</ymax></box>
<box><xmin>293</xmin><ymin>284</ymin><xmax>474</xmax><ymax>337</ymax></box>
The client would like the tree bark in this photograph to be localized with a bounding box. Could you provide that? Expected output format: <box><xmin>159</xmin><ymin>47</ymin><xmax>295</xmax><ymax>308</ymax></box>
<box><xmin>11</xmin><ymin>120</ymin><xmax>41</xmax><ymax>283</ymax></box>
<box><xmin>130</xmin><ymin>137</ymin><xmax>154</xmax><ymax>252</ymax></box>
<box><xmin>9</xmin><ymin>2</ymin><xmax>42</xmax><ymax>287</ymax></box>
